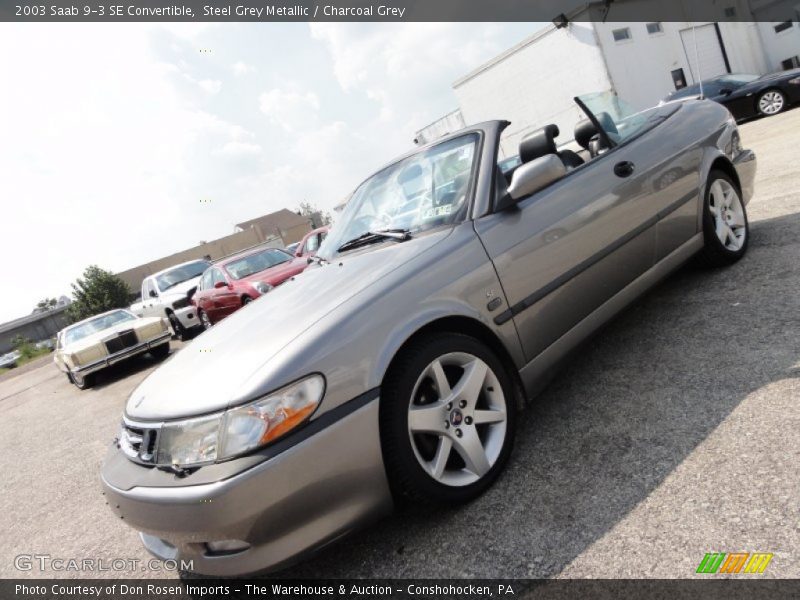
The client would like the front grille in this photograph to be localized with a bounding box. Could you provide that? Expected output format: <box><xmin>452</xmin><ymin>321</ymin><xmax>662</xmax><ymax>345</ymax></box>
<box><xmin>119</xmin><ymin>422</ymin><xmax>158</xmax><ymax>463</ymax></box>
<box><xmin>105</xmin><ymin>329</ymin><xmax>138</xmax><ymax>354</ymax></box>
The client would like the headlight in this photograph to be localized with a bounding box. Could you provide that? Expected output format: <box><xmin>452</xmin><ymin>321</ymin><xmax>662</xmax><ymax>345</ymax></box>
<box><xmin>157</xmin><ymin>413</ymin><xmax>220</xmax><ymax>467</ymax></box>
<box><xmin>253</xmin><ymin>282</ymin><xmax>273</xmax><ymax>294</ymax></box>
<box><xmin>788</xmin><ymin>77</ymin><xmax>800</xmax><ymax>85</ymax></box>
<box><xmin>153</xmin><ymin>374</ymin><xmax>325</xmax><ymax>468</ymax></box>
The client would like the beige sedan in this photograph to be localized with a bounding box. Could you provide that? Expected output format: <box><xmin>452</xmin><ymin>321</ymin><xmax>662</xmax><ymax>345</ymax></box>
<box><xmin>54</xmin><ymin>309</ymin><xmax>171</xmax><ymax>389</ymax></box>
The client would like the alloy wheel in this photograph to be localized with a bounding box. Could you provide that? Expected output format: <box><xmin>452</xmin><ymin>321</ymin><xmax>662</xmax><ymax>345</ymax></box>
<box><xmin>708</xmin><ymin>179</ymin><xmax>746</xmax><ymax>251</ymax></box>
<box><xmin>407</xmin><ymin>352</ymin><xmax>507</xmax><ymax>487</ymax></box>
<box><xmin>758</xmin><ymin>91</ymin><xmax>784</xmax><ymax>115</ymax></box>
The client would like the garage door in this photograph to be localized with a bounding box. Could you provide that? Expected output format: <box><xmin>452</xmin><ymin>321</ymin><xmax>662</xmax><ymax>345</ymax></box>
<box><xmin>680</xmin><ymin>24</ymin><xmax>729</xmax><ymax>83</ymax></box>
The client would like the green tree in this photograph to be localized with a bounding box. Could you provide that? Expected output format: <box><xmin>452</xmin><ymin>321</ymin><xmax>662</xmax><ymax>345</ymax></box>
<box><xmin>67</xmin><ymin>265</ymin><xmax>131</xmax><ymax>322</ymax></box>
<box><xmin>34</xmin><ymin>297</ymin><xmax>58</xmax><ymax>312</ymax></box>
<box><xmin>297</xmin><ymin>201</ymin><xmax>332</xmax><ymax>227</ymax></box>
<box><xmin>11</xmin><ymin>334</ymin><xmax>36</xmax><ymax>360</ymax></box>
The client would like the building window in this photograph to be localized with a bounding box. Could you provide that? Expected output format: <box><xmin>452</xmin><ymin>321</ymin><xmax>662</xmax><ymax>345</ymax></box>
<box><xmin>782</xmin><ymin>56</ymin><xmax>800</xmax><ymax>69</ymax></box>
<box><xmin>774</xmin><ymin>21</ymin><xmax>793</xmax><ymax>34</ymax></box>
<box><xmin>612</xmin><ymin>27</ymin><xmax>632</xmax><ymax>42</ymax></box>
<box><xmin>646</xmin><ymin>22</ymin><xmax>663</xmax><ymax>35</ymax></box>
<box><xmin>724</xmin><ymin>7</ymin><xmax>736</xmax><ymax>18</ymax></box>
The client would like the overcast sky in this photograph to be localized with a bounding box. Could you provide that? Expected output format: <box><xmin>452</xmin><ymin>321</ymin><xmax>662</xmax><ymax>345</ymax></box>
<box><xmin>0</xmin><ymin>22</ymin><xmax>540</xmax><ymax>323</ymax></box>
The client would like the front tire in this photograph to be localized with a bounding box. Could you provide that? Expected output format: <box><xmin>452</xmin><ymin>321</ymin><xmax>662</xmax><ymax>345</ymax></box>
<box><xmin>150</xmin><ymin>343</ymin><xmax>170</xmax><ymax>360</ymax></box>
<box><xmin>198</xmin><ymin>309</ymin><xmax>212</xmax><ymax>330</ymax></box>
<box><xmin>167</xmin><ymin>312</ymin><xmax>187</xmax><ymax>341</ymax></box>
<box><xmin>757</xmin><ymin>89</ymin><xmax>786</xmax><ymax>116</ymax></box>
<box><xmin>380</xmin><ymin>333</ymin><xmax>516</xmax><ymax>505</ymax></box>
<box><xmin>69</xmin><ymin>370</ymin><xmax>95</xmax><ymax>390</ymax></box>
<box><xmin>696</xmin><ymin>170</ymin><xmax>748</xmax><ymax>268</ymax></box>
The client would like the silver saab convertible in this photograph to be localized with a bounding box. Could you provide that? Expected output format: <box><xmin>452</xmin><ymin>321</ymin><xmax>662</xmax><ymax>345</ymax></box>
<box><xmin>102</xmin><ymin>92</ymin><xmax>756</xmax><ymax>575</ymax></box>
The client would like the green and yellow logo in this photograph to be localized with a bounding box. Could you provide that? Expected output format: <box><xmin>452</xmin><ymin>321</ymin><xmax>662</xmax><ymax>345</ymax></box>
<box><xmin>696</xmin><ymin>552</ymin><xmax>773</xmax><ymax>574</ymax></box>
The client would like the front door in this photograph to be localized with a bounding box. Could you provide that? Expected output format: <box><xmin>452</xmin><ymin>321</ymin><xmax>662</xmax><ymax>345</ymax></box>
<box><xmin>476</xmin><ymin>141</ymin><xmax>663</xmax><ymax>362</ymax></box>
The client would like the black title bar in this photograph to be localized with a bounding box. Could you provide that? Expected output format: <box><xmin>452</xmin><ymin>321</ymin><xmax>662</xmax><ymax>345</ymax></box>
<box><xmin>2</xmin><ymin>0</ymin><xmax>799</xmax><ymax>22</ymax></box>
<box><xmin>5</xmin><ymin>579</ymin><xmax>800</xmax><ymax>600</ymax></box>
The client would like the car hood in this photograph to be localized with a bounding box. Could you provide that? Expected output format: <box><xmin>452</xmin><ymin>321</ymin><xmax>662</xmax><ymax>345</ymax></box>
<box><xmin>63</xmin><ymin>317</ymin><xmax>163</xmax><ymax>353</ymax></box>
<box><xmin>126</xmin><ymin>230</ymin><xmax>451</xmax><ymax>421</ymax></box>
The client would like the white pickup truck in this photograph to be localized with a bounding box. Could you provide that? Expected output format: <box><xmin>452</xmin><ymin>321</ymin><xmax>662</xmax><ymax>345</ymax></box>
<box><xmin>130</xmin><ymin>259</ymin><xmax>211</xmax><ymax>340</ymax></box>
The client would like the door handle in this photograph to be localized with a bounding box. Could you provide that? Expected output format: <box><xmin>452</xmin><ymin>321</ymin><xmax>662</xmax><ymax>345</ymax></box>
<box><xmin>614</xmin><ymin>161</ymin><xmax>635</xmax><ymax>177</ymax></box>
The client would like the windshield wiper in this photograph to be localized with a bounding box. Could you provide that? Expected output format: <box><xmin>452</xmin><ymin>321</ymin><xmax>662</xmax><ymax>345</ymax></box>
<box><xmin>337</xmin><ymin>229</ymin><xmax>411</xmax><ymax>253</ymax></box>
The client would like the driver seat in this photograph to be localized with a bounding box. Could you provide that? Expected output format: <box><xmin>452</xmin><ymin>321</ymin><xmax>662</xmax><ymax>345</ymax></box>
<box><xmin>519</xmin><ymin>124</ymin><xmax>584</xmax><ymax>169</ymax></box>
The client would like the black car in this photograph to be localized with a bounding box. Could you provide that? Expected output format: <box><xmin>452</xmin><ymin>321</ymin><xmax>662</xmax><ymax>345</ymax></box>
<box><xmin>663</xmin><ymin>69</ymin><xmax>800</xmax><ymax>121</ymax></box>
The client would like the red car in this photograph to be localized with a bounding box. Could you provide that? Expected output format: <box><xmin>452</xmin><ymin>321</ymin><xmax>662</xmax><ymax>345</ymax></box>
<box><xmin>192</xmin><ymin>247</ymin><xmax>307</xmax><ymax>328</ymax></box>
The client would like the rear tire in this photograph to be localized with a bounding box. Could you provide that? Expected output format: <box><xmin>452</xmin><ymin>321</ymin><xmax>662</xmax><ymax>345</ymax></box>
<box><xmin>696</xmin><ymin>170</ymin><xmax>748</xmax><ymax>268</ymax></box>
<box><xmin>380</xmin><ymin>332</ymin><xmax>516</xmax><ymax>506</ymax></box>
<box><xmin>150</xmin><ymin>343</ymin><xmax>170</xmax><ymax>360</ymax></box>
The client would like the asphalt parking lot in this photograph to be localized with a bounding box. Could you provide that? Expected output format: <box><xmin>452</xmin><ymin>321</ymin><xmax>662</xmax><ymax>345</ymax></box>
<box><xmin>1</xmin><ymin>109</ymin><xmax>798</xmax><ymax>580</ymax></box>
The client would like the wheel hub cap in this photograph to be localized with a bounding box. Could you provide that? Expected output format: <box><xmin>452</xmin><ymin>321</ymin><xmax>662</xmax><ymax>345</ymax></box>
<box><xmin>407</xmin><ymin>352</ymin><xmax>507</xmax><ymax>487</ymax></box>
<box><xmin>709</xmin><ymin>179</ymin><xmax>746</xmax><ymax>251</ymax></box>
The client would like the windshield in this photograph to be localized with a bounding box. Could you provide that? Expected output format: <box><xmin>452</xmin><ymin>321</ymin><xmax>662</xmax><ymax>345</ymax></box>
<box><xmin>155</xmin><ymin>260</ymin><xmax>211</xmax><ymax>292</ymax></box>
<box><xmin>224</xmin><ymin>249</ymin><xmax>292</xmax><ymax>280</ymax></box>
<box><xmin>319</xmin><ymin>134</ymin><xmax>478</xmax><ymax>258</ymax></box>
<box><xmin>576</xmin><ymin>91</ymin><xmax>663</xmax><ymax>146</ymax></box>
<box><xmin>63</xmin><ymin>310</ymin><xmax>137</xmax><ymax>346</ymax></box>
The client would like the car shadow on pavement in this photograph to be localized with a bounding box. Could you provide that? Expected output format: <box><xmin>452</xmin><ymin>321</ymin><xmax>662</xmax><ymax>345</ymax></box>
<box><xmin>257</xmin><ymin>211</ymin><xmax>800</xmax><ymax>578</ymax></box>
<box><xmin>84</xmin><ymin>348</ymin><xmax>175</xmax><ymax>391</ymax></box>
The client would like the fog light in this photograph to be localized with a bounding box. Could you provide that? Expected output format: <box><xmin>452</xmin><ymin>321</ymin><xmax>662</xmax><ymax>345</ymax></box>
<box><xmin>206</xmin><ymin>539</ymin><xmax>250</xmax><ymax>554</ymax></box>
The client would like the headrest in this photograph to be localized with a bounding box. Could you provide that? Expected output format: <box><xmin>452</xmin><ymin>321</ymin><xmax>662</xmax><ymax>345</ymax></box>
<box><xmin>520</xmin><ymin>124</ymin><xmax>559</xmax><ymax>163</ymax></box>
<box><xmin>574</xmin><ymin>119</ymin><xmax>597</xmax><ymax>149</ymax></box>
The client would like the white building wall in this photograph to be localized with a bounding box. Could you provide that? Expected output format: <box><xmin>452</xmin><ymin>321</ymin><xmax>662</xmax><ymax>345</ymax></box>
<box><xmin>413</xmin><ymin>110</ymin><xmax>466</xmax><ymax>145</ymax></box>
<box><xmin>593</xmin><ymin>21</ymin><xmax>770</xmax><ymax>111</ymax></box>
<box><xmin>754</xmin><ymin>20</ymin><xmax>800</xmax><ymax>70</ymax></box>
<box><xmin>453</xmin><ymin>23</ymin><xmax>612</xmax><ymax>158</ymax></box>
<box><xmin>718</xmin><ymin>21</ymin><xmax>771</xmax><ymax>73</ymax></box>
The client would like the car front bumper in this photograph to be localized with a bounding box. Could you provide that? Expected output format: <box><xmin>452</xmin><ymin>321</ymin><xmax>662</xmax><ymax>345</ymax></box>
<box><xmin>73</xmin><ymin>332</ymin><xmax>171</xmax><ymax>376</ymax></box>
<box><xmin>173</xmin><ymin>306</ymin><xmax>199</xmax><ymax>330</ymax></box>
<box><xmin>100</xmin><ymin>394</ymin><xmax>393</xmax><ymax>576</ymax></box>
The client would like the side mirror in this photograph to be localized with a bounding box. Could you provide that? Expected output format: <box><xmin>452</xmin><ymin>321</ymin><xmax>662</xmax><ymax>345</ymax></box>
<box><xmin>148</xmin><ymin>290</ymin><xmax>158</xmax><ymax>298</ymax></box>
<box><xmin>497</xmin><ymin>154</ymin><xmax>567</xmax><ymax>210</ymax></box>
<box><xmin>719</xmin><ymin>88</ymin><xmax>732</xmax><ymax>96</ymax></box>
<box><xmin>213</xmin><ymin>281</ymin><xmax>228</xmax><ymax>289</ymax></box>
